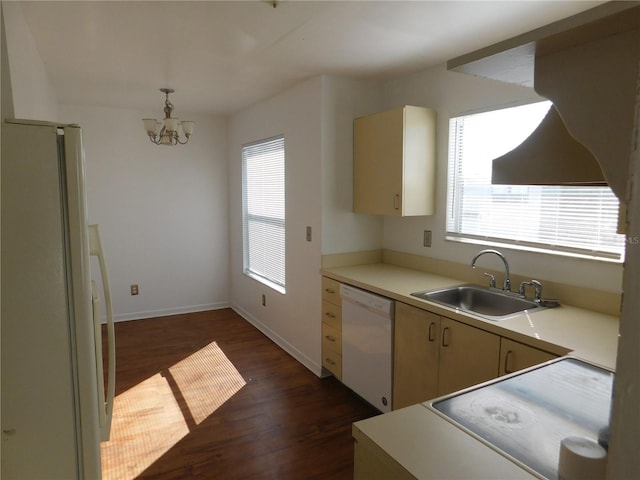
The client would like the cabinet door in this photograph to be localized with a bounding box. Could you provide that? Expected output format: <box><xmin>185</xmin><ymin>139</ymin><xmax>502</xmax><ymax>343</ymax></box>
<box><xmin>393</xmin><ymin>303</ymin><xmax>440</xmax><ymax>409</ymax></box>
<box><xmin>354</xmin><ymin>106</ymin><xmax>436</xmax><ymax>217</ymax></box>
<box><xmin>354</xmin><ymin>435</ymin><xmax>414</xmax><ymax>480</ymax></box>
<box><xmin>354</xmin><ymin>107</ymin><xmax>404</xmax><ymax>216</ymax></box>
<box><xmin>499</xmin><ymin>338</ymin><xmax>557</xmax><ymax>376</ymax></box>
<box><xmin>437</xmin><ymin>317</ymin><xmax>500</xmax><ymax>396</ymax></box>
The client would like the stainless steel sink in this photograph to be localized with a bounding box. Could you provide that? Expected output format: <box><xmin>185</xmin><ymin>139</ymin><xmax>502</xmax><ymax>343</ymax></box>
<box><xmin>411</xmin><ymin>284</ymin><xmax>542</xmax><ymax>320</ymax></box>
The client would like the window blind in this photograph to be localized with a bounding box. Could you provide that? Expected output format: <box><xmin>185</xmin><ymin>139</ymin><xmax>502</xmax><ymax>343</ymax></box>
<box><xmin>242</xmin><ymin>135</ymin><xmax>286</xmax><ymax>291</ymax></box>
<box><xmin>446</xmin><ymin>102</ymin><xmax>624</xmax><ymax>261</ymax></box>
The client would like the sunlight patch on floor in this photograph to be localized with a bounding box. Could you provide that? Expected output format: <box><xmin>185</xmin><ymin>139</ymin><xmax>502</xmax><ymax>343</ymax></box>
<box><xmin>101</xmin><ymin>341</ymin><xmax>246</xmax><ymax>480</ymax></box>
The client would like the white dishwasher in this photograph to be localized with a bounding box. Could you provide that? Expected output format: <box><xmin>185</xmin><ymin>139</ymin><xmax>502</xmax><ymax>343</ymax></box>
<box><xmin>340</xmin><ymin>284</ymin><xmax>394</xmax><ymax>412</ymax></box>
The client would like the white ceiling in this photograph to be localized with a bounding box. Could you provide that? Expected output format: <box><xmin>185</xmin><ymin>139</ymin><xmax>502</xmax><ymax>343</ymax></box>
<box><xmin>18</xmin><ymin>0</ymin><xmax>605</xmax><ymax>117</ymax></box>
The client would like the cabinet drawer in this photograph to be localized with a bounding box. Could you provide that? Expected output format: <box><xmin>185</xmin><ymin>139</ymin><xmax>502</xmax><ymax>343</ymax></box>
<box><xmin>321</xmin><ymin>277</ymin><xmax>341</xmax><ymax>305</ymax></box>
<box><xmin>322</xmin><ymin>348</ymin><xmax>342</xmax><ymax>380</ymax></box>
<box><xmin>322</xmin><ymin>322</ymin><xmax>342</xmax><ymax>353</ymax></box>
<box><xmin>322</xmin><ymin>300</ymin><xmax>342</xmax><ymax>329</ymax></box>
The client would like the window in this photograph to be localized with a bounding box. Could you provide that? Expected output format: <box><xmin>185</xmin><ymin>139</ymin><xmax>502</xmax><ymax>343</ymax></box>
<box><xmin>242</xmin><ymin>135</ymin><xmax>286</xmax><ymax>292</ymax></box>
<box><xmin>447</xmin><ymin>101</ymin><xmax>624</xmax><ymax>261</ymax></box>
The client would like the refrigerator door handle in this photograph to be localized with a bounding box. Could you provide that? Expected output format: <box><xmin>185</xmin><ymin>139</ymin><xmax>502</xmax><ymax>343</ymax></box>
<box><xmin>89</xmin><ymin>224</ymin><xmax>115</xmax><ymax>442</ymax></box>
<box><xmin>91</xmin><ymin>281</ymin><xmax>107</xmax><ymax>431</ymax></box>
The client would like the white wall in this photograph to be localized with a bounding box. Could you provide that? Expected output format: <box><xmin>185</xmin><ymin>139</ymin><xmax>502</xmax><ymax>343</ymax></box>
<box><xmin>229</xmin><ymin>76</ymin><xmax>324</xmax><ymax>373</ymax></box>
<box><xmin>229</xmin><ymin>75</ymin><xmax>382</xmax><ymax>374</ymax></box>
<box><xmin>59</xmin><ymin>104</ymin><xmax>229</xmax><ymax>321</ymax></box>
<box><xmin>321</xmin><ymin>76</ymin><xmax>384</xmax><ymax>254</ymax></box>
<box><xmin>1</xmin><ymin>2</ymin><xmax>57</xmax><ymax>121</ymax></box>
<box><xmin>381</xmin><ymin>64</ymin><xmax>624</xmax><ymax>292</ymax></box>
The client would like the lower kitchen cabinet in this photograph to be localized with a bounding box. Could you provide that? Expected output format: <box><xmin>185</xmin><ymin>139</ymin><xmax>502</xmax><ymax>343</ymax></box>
<box><xmin>353</xmin><ymin>424</ymin><xmax>414</xmax><ymax>480</ymax></box>
<box><xmin>321</xmin><ymin>320</ymin><xmax>342</xmax><ymax>380</ymax></box>
<box><xmin>321</xmin><ymin>277</ymin><xmax>343</xmax><ymax>379</ymax></box>
<box><xmin>499</xmin><ymin>337</ymin><xmax>557</xmax><ymax>376</ymax></box>
<box><xmin>393</xmin><ymin>302</ymin><xmax>562</xmax><ymax>408</ymax></box>
<box><xmin>393</xmin><ymin>303</ymin><xmax>440</xmax><ymax>409</ymax></box>
<box><xmin>334</xmin><ymin>286</ymin><xmax>561</xmax><ymax>411</ymax></box>
<box><xmin>437</xmin><ymin>317</ymin><xmax>501</xmax><ymax>396</ymax></box>
<box><xmin>393</xmin><ymin>303</ymin><xmax>501</xmax><ymax>406</ymax></box>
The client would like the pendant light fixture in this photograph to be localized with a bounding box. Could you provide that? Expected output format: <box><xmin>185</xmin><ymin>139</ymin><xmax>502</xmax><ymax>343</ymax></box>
<box><xmin>142</xmin><ymin>88</ymin><xmax>194</xmax><ymax>146</ymax></box>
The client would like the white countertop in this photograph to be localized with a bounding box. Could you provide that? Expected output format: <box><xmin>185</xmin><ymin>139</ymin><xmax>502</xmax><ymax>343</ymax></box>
<box><xmin>354</xmin><ymin>404</ymin><xmax>539</xmax><ymax>479</ymax></box>
<box><xmin>322</xmin><ymin>263</ymin><xmax>619</xmax><ymax>369</ymax></box>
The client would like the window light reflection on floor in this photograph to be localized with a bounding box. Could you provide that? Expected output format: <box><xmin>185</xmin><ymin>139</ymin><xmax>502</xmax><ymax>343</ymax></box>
<box><xmin>100</xmin><ymin>341</ymin><xmax>247</xmax><ymax>480</ymax></box>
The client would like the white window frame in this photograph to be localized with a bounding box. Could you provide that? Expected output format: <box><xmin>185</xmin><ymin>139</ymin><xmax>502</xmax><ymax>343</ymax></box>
<box><xmin>446</xmin><ymin>101</ymin><xmax>625</xmax><ymax>262</ymax></box>
<box><xmin>242</xmin><ymin>135</ymin><xmax>286</xmax><ymax>293</ymax></box>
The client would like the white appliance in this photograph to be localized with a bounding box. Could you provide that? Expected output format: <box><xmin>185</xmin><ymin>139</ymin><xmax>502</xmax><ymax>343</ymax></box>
<box><xmin>1</xmin><ymin>119</ymin><xmax>116</xmax><ymax>479</ymax></box>
<box><xmin>341</xmin><ymin>284</ymin><xmax>394</xmax><ymax>412</ymax></box>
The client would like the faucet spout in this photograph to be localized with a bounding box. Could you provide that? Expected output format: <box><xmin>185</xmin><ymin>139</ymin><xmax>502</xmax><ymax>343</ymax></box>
<box><xmin>471</xmin><ymin>249</ymin><xmax>511</xmax><ymax>292</ymax></box>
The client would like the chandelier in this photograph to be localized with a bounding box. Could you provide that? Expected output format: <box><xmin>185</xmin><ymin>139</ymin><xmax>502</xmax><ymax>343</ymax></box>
<box><xmin>142</xmin><ymin>88</ymin><xmax>194</xmax><ymax>146</ymax></box>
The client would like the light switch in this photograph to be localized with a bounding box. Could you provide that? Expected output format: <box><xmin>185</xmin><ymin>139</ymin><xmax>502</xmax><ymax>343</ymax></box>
<box><xmin>423</xmin><ymin>230</ymin><xmax>432</xmax><ymax>247</ymax></box>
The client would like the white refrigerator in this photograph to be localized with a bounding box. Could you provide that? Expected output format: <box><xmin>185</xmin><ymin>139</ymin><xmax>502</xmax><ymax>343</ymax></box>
<box><xmin>1</xmin><ymin>119</ymin><xmax>115</xmax><ymax>479</ymax></box>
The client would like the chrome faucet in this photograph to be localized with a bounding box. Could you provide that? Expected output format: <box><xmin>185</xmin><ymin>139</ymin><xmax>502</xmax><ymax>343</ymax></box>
<box><xmin>519</xmin><ymin>279</ymin><xmax>543</xmax><ymax>302</ymax></box>
<box><xmin>471</xmin><ymin>249</ymin><xmax>511</xmax><ymax>292</ymax></box>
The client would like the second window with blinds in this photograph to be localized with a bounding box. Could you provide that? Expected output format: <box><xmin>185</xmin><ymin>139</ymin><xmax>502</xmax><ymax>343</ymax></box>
<box><xmin>242</xmin><ymin>135</ymin><xmax>286</xmax><ymax>293</ymax></box>
<box><xmin>447</xmin><ymin>101</ymin><xmax>624</xmax><ymax>262</ymax></box>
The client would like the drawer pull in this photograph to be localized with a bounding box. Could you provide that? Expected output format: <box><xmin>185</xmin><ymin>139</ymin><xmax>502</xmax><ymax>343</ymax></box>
<box><xmin>325</xmin><ymin>335</ymin><xmax>336</xmax><ymax>342</ymax></box>
<box><xmin>428</xmin><ymin>322</ymin><xmax>436</xmax><ymax>342</ymax></box>
<box><xmin>393</xmin><ymin>194</ymin><xmax>400</xmax><ymax>210</ymax></box>
<box><xmin>325</xmin><ymin>288</ymin><xmax>336</xmax><ymax>294</ymax></box>
<box><xmin>325</xmin><ymin>358</ymin><xmax>336</xmax><ymax>366</ymax></box>
<box><xmin>504</xmin><ymin>350</ymin><xmax>514</xmax><ymax>374</ymax></box>
<box><xmin>325</xmin><ymin>312</ymin><xmax>336</xmax><ymax>318</ymax></box>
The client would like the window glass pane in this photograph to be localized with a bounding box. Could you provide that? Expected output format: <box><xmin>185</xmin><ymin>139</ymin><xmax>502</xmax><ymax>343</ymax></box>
<box><xmin>447</xmin><ymin>102</ymin><xmax>624</xmax><ymax>261</ymax></box>
<box><xmin>242</xmin><ymin>136</ymin><xmax>286</xmax><ymax>290</ymax></box>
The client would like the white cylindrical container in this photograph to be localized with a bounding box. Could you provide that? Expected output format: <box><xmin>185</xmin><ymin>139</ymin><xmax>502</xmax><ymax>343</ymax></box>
<box><xmin>558</xmin><ymin>436</ymin><xmax>607</xmax><ymax>480</ymax></box>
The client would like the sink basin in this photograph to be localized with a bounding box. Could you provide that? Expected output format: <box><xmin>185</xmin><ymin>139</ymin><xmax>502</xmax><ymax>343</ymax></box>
<box><xmin>411</xmin><ymin>284</ymin><xmax>542</xmax><ymax>320</ymax></box>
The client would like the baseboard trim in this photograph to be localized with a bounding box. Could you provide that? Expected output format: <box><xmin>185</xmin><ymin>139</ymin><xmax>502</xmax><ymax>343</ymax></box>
<box><xmin>230</xmin><ymin>303</ymin><xmax>323</xmax><ymax>377</ymax></box>
<box><xmin>110</xmin><ymin>302</ymin><xmax>231</xmax><ymax>323</ymax></box>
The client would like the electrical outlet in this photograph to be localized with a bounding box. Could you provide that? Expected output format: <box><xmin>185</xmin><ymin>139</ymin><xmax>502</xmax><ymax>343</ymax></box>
<box><xmin>261</xmin><ymin>294</ymin><xmax>266</xmax><ymax>306</ymax></box>
<box><xmin>423</xmin><ymin>230</ymin><xmax>432</xmax><ymax>247</ymax></box>
<box><xmin>130</xmin><ymin>284</ymin><xmax>139</xmax><ymax>295</ymax></box>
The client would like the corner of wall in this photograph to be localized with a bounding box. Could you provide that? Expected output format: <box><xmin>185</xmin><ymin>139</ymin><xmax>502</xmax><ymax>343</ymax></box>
<box><xmin>1</xmin><ymin>4</ymin><xmax>15</xmax><ymax>119</ymax></box>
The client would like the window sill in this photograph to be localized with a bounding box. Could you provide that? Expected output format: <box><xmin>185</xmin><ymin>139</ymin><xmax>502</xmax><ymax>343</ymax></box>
<box><xmin>244</xmin><ymin>271</ymin><xmax>286</xmax><ymax>294</ymax></box>
<box><xmin>445</xmin><ymin>234</ymin><xmax>624</xmax><ymax>264</ymax></box>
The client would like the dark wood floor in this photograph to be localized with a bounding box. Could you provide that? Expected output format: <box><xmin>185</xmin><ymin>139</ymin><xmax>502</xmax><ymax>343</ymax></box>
<box><xmin>101</xmin><ymin>309</ymin><xmax>378</xmax><ymax>480</ymax></box>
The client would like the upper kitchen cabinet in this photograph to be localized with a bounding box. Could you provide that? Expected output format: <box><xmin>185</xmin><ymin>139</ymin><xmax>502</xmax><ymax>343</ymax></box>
<box><xmin>353</xmin><ymin>106</ymin><xmax>436</xmax><ymax>216</ymax></box>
